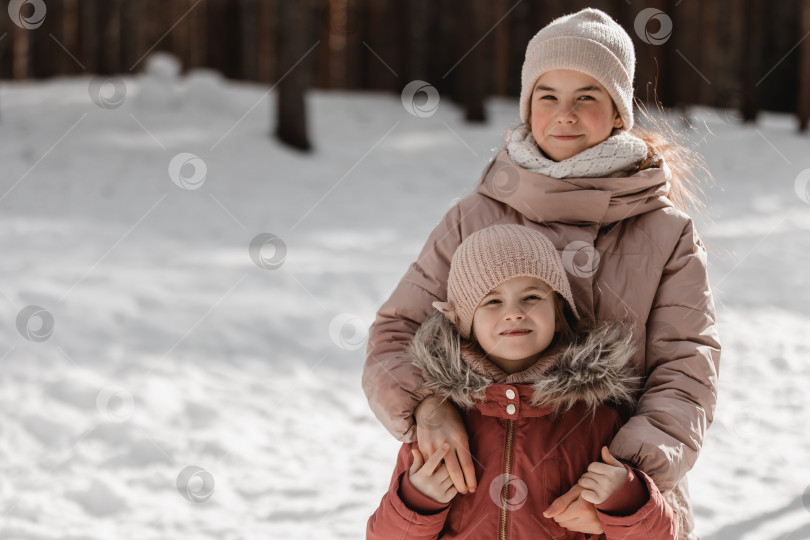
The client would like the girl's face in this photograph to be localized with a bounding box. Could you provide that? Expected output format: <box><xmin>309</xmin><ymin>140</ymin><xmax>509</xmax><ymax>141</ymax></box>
<box><xmin>529</xmin><ymin>69</ymin><xmax>623</xmax><ymax>162</ymax></box>
<box><xmin>471</xmin><ymin>276</ymin><xmax>557</xmax><ymax>374</ymax></box>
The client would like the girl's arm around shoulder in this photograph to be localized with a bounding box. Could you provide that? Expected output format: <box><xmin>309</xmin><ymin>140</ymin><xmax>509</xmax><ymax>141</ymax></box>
<box><xmin>611</xmin><ymin>211</ymin><xmax>721</xmax><ymax>491</ymax></box>
<box><xmin>367</xmin><ymin>442</ymin><xmax>451</xmax><ymax>540</ymax></box>
<box><xmin>362</xmin><ymin>193</ymin><xmax>504</xmax><ymax>442</ymax></box>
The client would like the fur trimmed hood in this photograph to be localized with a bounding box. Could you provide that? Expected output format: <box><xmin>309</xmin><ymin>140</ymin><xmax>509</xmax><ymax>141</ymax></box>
<box><xmin>409</xmin><ymin>311</ymin><xmax>639</xmax><ymax>415</ymax></box>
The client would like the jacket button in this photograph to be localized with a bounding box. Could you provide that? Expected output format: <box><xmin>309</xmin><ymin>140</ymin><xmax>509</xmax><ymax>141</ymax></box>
<box><xmin>506</xmin><ymin>404</ymin><xmax>516</xmax><ymax>415</ymax></box>
<box><xmin>505</xmin><ymin>389</ymin><xmax>515</xmax><ymax>399</ymax></box>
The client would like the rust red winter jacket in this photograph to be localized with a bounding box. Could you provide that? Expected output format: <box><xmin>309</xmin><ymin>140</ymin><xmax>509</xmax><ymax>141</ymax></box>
<box><xmin>368</xmin><ymin>317</ymin><xmax>678</xmax><ymax>539</ymax></box>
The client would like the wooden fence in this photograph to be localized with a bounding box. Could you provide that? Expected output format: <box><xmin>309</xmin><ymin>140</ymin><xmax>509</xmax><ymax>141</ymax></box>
<box><xmin>2</xmin><ymin>0</ymin><xmax>810</xmax><ymax>130</ymax></box>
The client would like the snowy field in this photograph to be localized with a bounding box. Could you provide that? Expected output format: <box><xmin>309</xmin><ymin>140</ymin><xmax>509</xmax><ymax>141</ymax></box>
<box><xmin>1</xmin><ymin>60</ymin><xmax>809</xmax><ymax>539</ymax></box>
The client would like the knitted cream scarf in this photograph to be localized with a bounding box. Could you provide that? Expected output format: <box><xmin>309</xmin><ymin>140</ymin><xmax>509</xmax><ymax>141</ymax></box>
<box><xmin>506</xmin><ymin>124</ymin><xmax>648</xmax><ymax>179</ymax></box>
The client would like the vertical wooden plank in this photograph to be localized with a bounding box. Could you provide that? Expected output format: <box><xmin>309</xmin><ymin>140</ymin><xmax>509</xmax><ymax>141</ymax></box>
<box><xmin>701</xmin><ymin>0</ymin><xmax>720</xmax><ymax>106</ymax></box>
<box><xmin>439</xmin><ymin>0</ymin><xmax>460</xmax><ymax>101</ymax></box>
<box><xmin>119</xmin><ymin>0</ymin><xmax>139</xmax><ymax>71</ymax></box>
<box><xmin>63</xmin><ymin>0</ymin><xmax>81</xmax><ymax>74</ymax></box>
<box><xmin>493</xmin><ymin>0</ymin><xmax>511</xmax><ymax>97</ymax></box>
<box><xmin>28</xmin><ymin>0</ymin><xmax>59</xmax><ymax>77</ymax></box>
<box><xmin>365</xmin><ymin>0</ymin><xmax>398</xmax><ymax>91</ymax></box>
<box><xmin>222</xmin><ymin>0</ymin><xmax>241</xmax><ymax>78</ymax></box>
<box><xmin>79</xmin><ymin>0</ymin><xmax>100</xmax><ymax>74</ymax></box>
<box><xmin>322</xmin><ymin>0</ymin><xmax>342</xmax><ymax>88</ymax></box>
<box><xmin>0</xmin><ymin>2</ymin><xmax>10</xmax><ymax>80</ymax></box>
<box><xmin>102</xmin><ymin>0</ymin><xmax>122</xmax><ymax>74</ymax></box>
<box><xmin>409</xmin><ymin>0</ymin><xmax>430</xmax><ymax>83</ymax></box>
<box><xmin>206</xmin><ymin>0</ymin><xmax>225</xmax><ymax>74</ymax></box>
<box><xmin>188</xmin><ymin>0</ymin><xmax>207</xmax><ymax>70</ymax></box>
<box><xmin>765</xmin><ymin>0</ymin><xmax>802</xmax><ymax>114</ymax></box>
<box><xmin>240</xmin><ymin>0</ymin><xmax>259</xmax><ymax>81</ymax></box>
<box><xmin>342</xmin><ymin>0</ymin><xmax>365</xmax><ymax>90</ymax></box>
<box><xmin>727</xmin><ymin>0</ymin><xmax>745</xmax><ymax>121</ymax></box>
<box><xmin>655</xmin><ymin>0</ymin><xmax>679</xmax><ymax>108</ymax></box>
<box><xmin>275</xmin><ymin>0</ymin><xmax>313</xmax><ymax>150</ymax></box>
<box><xmin>168</xmin><ymin>0</ymin><xmax>191</xmax><ymax>73</ymax></box>
<box><xmin>458</xmin><ymin>0</ymin><xmax>488</xmax><ymax>122</ymax></box>
<box><xmin>206</xmin><ymin>0</ymin><xmax>242</xmax><ymax>78</ymax></box>
<box><xmin>713</xmin><ymin>0</ymin><xmax>742</xmax><ymax>117</ymax></box>
<box><xmin>133</xmin><ymin>0</ymin><xmax>156</xmax><ymax>71</ymax></box>
<box><xmin>257</xmin><ymin>0</ymin><xmax>277</xmax><ymax>83</ymax></box>
<box><xmin>677</xmin><ymin>0</ymin><xmax>702</xmax><ymax>108</ymax></box>
<box><xmin>12</xmin><ymin>20</ymin><xmax>30</xmax><ymax>79</ymax></box>
<box><xmin>205</xmin><ymin>0</ymin><xmax>240</xmax><ymax>78</ymax></box>
<box><xmin>395</xmin><ymin>0</ymin><xmax>409</xmax><ymax>84</ymax></box>
<box><xmin>799</xmin><ymin>0</ymin><xmax>810</xmax><ymax>131</ymax></box>
<box><xmin>741</xmin><ymin>0</ymin><xmax>763</xmax><ymax>121</ymax></box>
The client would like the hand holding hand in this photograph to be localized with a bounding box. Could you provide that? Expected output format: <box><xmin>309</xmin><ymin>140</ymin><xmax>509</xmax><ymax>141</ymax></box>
<box><xmin>409</xmin><ymin>443</ymin><xmax>458</xmax><ymax>504</ymax></box>
<box><xmin>543</xmin><ymin>483</ymin><xmax>604</xmax><ymax>534</ymax></box>
<box><xmin>415</xmin><ymin>396</ymin><xmax>477</xmax><ymax>494</ymax></box>
<box><xmin>577</xmin><ymin>446</ymin><xmax>627</xmax><ymax>505</ymax></box>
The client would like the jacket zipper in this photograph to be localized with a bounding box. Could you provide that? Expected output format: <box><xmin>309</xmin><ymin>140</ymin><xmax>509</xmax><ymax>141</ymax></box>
<box><xmin>500</xmin><ymin>419</ymin><xmax>515</xmax><ymax>540</ymax></box>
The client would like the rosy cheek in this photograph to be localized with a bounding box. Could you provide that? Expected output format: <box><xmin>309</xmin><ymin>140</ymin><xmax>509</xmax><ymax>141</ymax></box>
<box><xmin>585</xmin><ymin>106</ymin><xmax>615</xmax><ymax>127</ymax></box>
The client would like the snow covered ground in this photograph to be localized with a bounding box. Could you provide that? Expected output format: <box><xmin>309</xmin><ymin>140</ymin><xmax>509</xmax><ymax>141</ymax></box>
<box><xmin>0</xmin><ymin>60</ymin><xmax>809</xmax><ymax>539</ymax></box>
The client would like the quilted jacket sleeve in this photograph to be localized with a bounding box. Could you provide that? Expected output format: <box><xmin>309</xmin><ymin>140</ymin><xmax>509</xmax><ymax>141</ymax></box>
<box><xmin>362</xmin><ymin>203</ymin><xmax>465</xmax><ymax>442</ymax></box>
<box><xmin>609</xmin><ymin>217</ymin><xmax>721</xmax><ymax>491</ymax></box>
<box><xmin>597</xmin><ymin>467</ymin><xmax>679</xmax><ymax>540</ymax></box>
<box><xmin>367</xmin><ymin>442</ymin><xmax>451</xmax><ymax>540</ymax></box>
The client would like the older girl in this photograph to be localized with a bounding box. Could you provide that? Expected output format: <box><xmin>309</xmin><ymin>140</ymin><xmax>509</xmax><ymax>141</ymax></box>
<box><xmin>363</xmin><ymin>8</ymin><xmax>719</xmax><ymax>539</ymax></box>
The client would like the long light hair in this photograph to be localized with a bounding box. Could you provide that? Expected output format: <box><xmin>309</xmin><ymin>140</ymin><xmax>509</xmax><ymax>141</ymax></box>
<box><xmin>629</xmin><ymin>101</ymin><xmax>712</xmax><ymax>215</ymax></box>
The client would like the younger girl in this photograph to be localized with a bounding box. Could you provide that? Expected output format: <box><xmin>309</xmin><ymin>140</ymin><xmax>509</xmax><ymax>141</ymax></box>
<box><xmin>368</xmin><ymin>224</ymin><xmax>677</xmax><ymax>539</ymax></box>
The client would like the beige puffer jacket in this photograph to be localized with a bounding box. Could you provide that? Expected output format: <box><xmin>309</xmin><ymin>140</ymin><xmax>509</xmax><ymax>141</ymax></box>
<box><xmin>362</xmin><ymin>150</ymin><xmax>720</xmax><ymax>539</ymax></box>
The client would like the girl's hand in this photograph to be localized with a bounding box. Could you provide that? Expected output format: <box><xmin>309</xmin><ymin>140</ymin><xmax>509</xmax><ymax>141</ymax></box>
<box><xmin>577</xmin><ymin>447</ymin><xmax>627</xmax><ymax>505</ymax></box>
<box><xmin>543</xmin><ymin>484</ymin><xmax>603</xmax><ymax>534</ymax></box>
<box><xmin>415</xmin><ymin>396</ymin><xmax>477</xmax><ymax>494</ymax></box>
<box><xmin>409</xmin><ymin>443</ymin><xmax>458</xmax><ymax>504</ymax></box>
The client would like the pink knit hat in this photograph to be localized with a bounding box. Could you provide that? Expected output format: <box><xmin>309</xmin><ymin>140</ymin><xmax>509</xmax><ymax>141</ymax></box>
<box><xmin>433</xmin><ymin>224</ymin><xmax>579</xmax><ymax>340</ymax></box>
<box><xmin>519</xmin><ymin>8</ymin><xmax>636</xmax><ymax>130</ymax></box>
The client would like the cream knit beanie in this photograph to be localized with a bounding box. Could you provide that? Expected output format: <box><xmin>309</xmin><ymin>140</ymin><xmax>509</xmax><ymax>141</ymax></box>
<box><xmin>433</xmin><ymin>224</ymin><xmax>579</xmax><ymax>340</ymax></box>
<box><xmin>519</xmin><ymin>8</ymin><xmax>636</xmax><ymax>130</ymax></box>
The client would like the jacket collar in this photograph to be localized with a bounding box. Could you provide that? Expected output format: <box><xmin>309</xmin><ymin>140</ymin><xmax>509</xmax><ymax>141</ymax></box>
<box><xmin>412</xmin><ymin>316</ymin><xmax>639</xmax><ymax>415</ymax></box>
<box><xmin>459</xmin><ymin>346</ymin><xmax>557</xmax><ymax>385</ymax></box>
<box><xmin>476</xmin><ymin>150</ymin><xmax>673</xmax><ymax>226</ymax></box>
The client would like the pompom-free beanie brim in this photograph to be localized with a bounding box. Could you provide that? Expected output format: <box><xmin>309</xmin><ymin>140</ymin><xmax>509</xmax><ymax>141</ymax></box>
<box><xmin>433</xmin><ymin>224</ymin><xmax>579</xmax><ymax>340</ymax></box>
<box><xmin>519</xmin><ymin>8</ymin><xmax>636</xmax><ymax>130</ymax></box>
